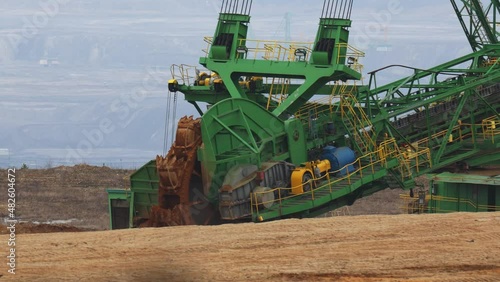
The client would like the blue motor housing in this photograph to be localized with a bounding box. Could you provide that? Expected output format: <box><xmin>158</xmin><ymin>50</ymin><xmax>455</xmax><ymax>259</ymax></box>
<box><xmin>320</xmin><ymin>146</ymin><xmax>356</xmax><ymax>176</ymax></box>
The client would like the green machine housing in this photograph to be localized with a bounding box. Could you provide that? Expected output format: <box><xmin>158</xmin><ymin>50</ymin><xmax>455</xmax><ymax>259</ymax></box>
<box><xmin>429</xmin><ymin>172</ymin><xmax>500</xmax><ymax>213</ymax></box>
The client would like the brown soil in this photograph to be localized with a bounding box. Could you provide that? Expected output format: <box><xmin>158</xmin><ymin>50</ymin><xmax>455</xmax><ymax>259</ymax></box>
<box><xmin>0</xmin><ymin>223</ymin><xmax>91</xmax><ymax>234</ymax></box>
<box><xmin>0</xmin><ymin>165</ymin><xmax>133</xmax><ymax>230</ymax></box>
<box><xmin>1</xmin><ymin>212</ymin><xmax>499</xmax><ymax>281</ymax></box>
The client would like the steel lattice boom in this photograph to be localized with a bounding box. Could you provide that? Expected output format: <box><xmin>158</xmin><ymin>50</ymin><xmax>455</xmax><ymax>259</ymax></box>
<box><xmin>451</xmin><ymin>0</ymin><xmax>500</xmax><ymax>51</ymax></box>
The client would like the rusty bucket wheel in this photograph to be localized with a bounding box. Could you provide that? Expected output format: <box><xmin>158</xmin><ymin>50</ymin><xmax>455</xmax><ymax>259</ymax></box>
<box><xmin>141</xmin><ymin>116</ymin><xmax>216</xmax><ymax>227</ymax></box>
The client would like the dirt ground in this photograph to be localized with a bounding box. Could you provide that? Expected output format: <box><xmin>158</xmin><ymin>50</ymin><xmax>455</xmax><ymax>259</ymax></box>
<box><xmin>1</xmin><ymin>212</ymin><xmax>498</xmax><ymax>281</ymax></box>
<box><xmin>0</xmin><ymin>165</ymin><xmax>133</xmax><ymax>230</ymax></box>
<box><xmin>1</xmin><ymin>165</ymin><xmax>498</xmax><ymax>281</ymax></box>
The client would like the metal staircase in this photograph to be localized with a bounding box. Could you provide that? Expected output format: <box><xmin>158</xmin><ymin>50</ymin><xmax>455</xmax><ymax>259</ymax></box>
<box><xmin>340</xmin><ymin>92</ymin><xmax>376</xmax><ymax>155</ymax></box>
<box><xmin>266</xmin><ymin>77</ymin><xmax>290</xmax><ymax>110</ymax></box>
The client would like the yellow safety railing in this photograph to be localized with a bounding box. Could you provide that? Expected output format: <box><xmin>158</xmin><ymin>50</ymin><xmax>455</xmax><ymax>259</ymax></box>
<box><xmin>170</xmin><ymin>64</ymin><xmax>207</xmax><ymax>86</ymax></box>
<box><xmin>410</xmin><ymin>115</ymin><xmax>500</xmax><ymax>150</ymax></box>
<box><xmin>293</xmin><ymin>81</ymin><xmax>364</xmax><ymax>133</ymax></box>
<box><xmin>380</xmin><ymin>138</ymin><xmax>412</xmax><ymax>179</ymax></box>
<box><xmin>379</xmin><ymin>138</ymin><xmax>432</xmax><ymax>180</ymax></box>
<box><xmin>336</xmin><ymin>43</ymin><xmax>365</xmax><ymax>72</ymax></box>
<box><xmin>401</xmin><ymin>148</ymin><xmax>432</xmax><ymax>178</ymax></box>
<box><xmin>203</xmin><ymin>37</ymin><xmax>314</xmax><ymax>62</ymax></box>
<box><xmin>427</xmin><ymin>195</ymin><xmax>500</xmax><ymax>213</ymax></box>
<box><xmin>294</xmin><ymin>81</ymin><xmax>347</xmax><ymax>122</ymax></box>
<box><xmin>379</xmin><ymin>138</ymin><xmax>400</xmax><ymax>159</ymax></box>
<box><xmin>412</xmin><ymin>123</ymin><xmax>473</xmax><ymax>150</ymax></box>
<box><xmin>387</xmin><ymin>115</ymin><xmax>500</xmax><ymax>181</ymax></box>
<box><xmin>202</xmin><ymin>37</ymin><xmax>364</xmax><ymax>65</ymax></box>
<box><xmin>400</xmin><ymin>193</ymin><xmax>431</xmax><ymax>214</ymax></box>
<box><xmin>251</xmin><ymin>147</ymin><xmax>388</xmax><ymax>217</ymax></box>
<box><xmin>482</xmin><ymin>116</ymin><xmax>500</xmax><ymax>143</ymax></box>
<box><xmin>295</xmin><ymin>96</ymin><xmax>336</xmax><ymax>122</ymax></box>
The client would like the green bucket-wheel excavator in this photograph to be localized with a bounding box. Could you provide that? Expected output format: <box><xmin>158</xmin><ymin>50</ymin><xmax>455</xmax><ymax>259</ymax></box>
<box><xmin>107</xmin><ymin>0</ymin><xmax>500</xmax><ymax>229</ymax></box>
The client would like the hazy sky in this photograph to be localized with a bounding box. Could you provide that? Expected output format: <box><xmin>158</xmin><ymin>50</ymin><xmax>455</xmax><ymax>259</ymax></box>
<box><xmin>0</xmin><ymin>0</ymin><xmax>477</xmax><ymax>167</ymax></box>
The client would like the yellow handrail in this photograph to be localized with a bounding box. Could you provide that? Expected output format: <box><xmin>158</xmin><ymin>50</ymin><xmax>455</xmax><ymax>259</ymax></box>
<box><xmin>170</xmin><ymin>64</ymin><xmax>208</xmax><ymax>86</ymax></box>
<box><xmin>201</xmin><ymin>37</ymin><xmax>365</xmax><ymax>65</ymax></box>
<box><xmin>202</xmin><ymin>37</ymin><xmax>315</xmax><ymax>62</ymax></box>
<box><xmin>399</xmin><ymin>193</ymin><xmax>431</xmax><ymax>214</ymax></box>
<box><xmin>482</xmin><ymin>116</ymin><xmax>500</xmax><ymax>143</ymax></box>
<box><xmin>336</xmin><ymin>43</ymin><xmax>365</xmax><ymax>71</ymax></box>
<box><xmin>295</xmin><ymin>95</ymin><xmax>336</xmax><ymax>122</ymax></box>
<box><xmin>340</xmin><ymin>92</ymin><xmax>376</xmax><ymax>154</ymax></box>
<box><xmin>400</xmin><ymin>193</ymin><xmax>500</xmax><ymax>214</ymax></box>
<box><xmin>252</xmin><ymin>147</ymin><xmax>388</xmax><ymax>215</ymax></box>
<box><xmin>411</xmin><ymin>115</ymin><xmax>499</xmax><ymax>150</ymax></box>
<box><xmin>428</xmin><ymin>195</ymin><xmax>500</xmax><ymax>212</ymax></box>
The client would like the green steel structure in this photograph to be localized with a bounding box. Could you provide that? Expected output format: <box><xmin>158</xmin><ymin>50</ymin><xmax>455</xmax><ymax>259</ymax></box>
<box><xmin>108</xmin><ymin>0</ymin><xmax>500</xmax><ymax>229</ymax></box>
<box><xmin>451</xmin><ymin>0</ymin><xmax>499</xmax><ymax>51</ymax></box>
<box><xmin>428</xmin><ymin>172</ymin><xmax>500</xmax><ymax>213</ymax></box>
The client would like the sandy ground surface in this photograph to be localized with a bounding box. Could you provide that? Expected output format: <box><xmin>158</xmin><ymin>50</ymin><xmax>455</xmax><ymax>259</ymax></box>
<box><xmin>1</xmin><ymin>212</ymin><xmax>499</xmax><ymax>281</ymax></box>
